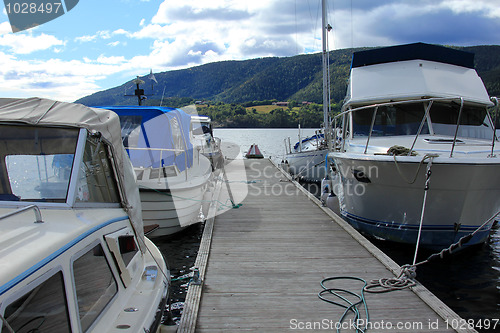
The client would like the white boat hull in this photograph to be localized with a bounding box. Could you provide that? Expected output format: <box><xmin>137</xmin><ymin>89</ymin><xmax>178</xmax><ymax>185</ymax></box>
<box><xmin>139</xmin><ymin>185</ymin><xmax>207</xmax><ymax>237</ymax></box>
<box><xmin>137</xmin><ymin>155</ymin><xmax>212</xmax><ymax>237</ymax></box>
<box><xmin>331</xmin><ymin>153</ymin><xmax>500</xmax><ymax>250</ymax></box>
<box><xmin>285</xmin><ymin>149</ymin><xmax>328</xmax><ymax>182</ymax></box>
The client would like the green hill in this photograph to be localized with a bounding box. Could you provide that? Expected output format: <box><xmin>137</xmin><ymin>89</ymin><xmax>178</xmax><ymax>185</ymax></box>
<box><xmin>75</xmin><ymin>45</ymin><xmax>500</xmax><ymax>107</ymax></box>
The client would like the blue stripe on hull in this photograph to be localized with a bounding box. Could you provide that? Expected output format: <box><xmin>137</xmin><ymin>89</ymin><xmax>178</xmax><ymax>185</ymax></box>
<box><xmin>341</xmin><ymin>210</ymin><xmax>491</xmax><ymax>250</ymax></box>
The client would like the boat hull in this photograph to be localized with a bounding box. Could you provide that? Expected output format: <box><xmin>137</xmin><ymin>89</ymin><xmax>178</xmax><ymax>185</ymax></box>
<box><xmin>137</xmin><ymin>155</ymin><xmax>212</xmax><ymax>237</ymax></box>
<box><xmin>330</xmin><ymin>154</ymin><xmax>500</xmax><ymax>250</ymax></box>
<box><xmin>139</xmin><ymin>185</ymin><xmax>207</xmax><ymax>237</ymax></box>
<box><xmin>285</xmin><ymin>149</ymin><xmax>328</xmax><ymax>182</ymax></box>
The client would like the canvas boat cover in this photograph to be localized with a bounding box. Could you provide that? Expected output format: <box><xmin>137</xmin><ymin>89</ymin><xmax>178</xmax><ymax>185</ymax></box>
<box><xmin>0</xmin><ymin>97</ymin><xmax>145</xmax><ymax>243</ymax></box>
<box><xmin>345</xmin><ymin>43</ymin><xmax>492</xmax><ymax>107</ymax></box>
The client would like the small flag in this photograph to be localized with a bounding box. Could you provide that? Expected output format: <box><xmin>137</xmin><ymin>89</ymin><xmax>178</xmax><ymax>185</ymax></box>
<box><xmin>149</xmin><ymin>69</ymin><xmax>158</xmax><ymax>84</ymax></box>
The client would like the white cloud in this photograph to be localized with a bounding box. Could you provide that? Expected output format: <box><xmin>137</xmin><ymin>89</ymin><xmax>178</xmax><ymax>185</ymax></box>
<box><xmin>75</xmin><ymin>30</ymin><xmax>112</xmax><ymax>43</ymax></box>
<box><xmin>0</xmin><ymin>32</ymin><xmax>65</xmax><ymax>54</ymax></box>
<box><xmin>0</xmin><ymin>21</ymin><xmax>11</xmax><ymax>34</ymax></box>
<box><xmin>75</xmin><ymin>34</ymin><xmax>97</xmax><ymax>43</ymax></box>
<box><xmin>441</xmin><ymin>0</ymin><xmax>500</xmax><ymax>18</ymax></box>
<box><xmin>96</xmin><ymin>54</ymin><xmax>126</xmax><ymax>64</ymax></box>
<box><xmin>0</xmin><ymin>0</ymin><xmax>499</xmax><ymax>103</ymax></box>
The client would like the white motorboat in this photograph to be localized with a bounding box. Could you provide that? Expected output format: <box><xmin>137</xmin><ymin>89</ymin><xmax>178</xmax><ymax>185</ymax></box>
<box><xmin>0</xmin><ymin>97</ymin><xmax>170</xmax><ymax>332</ymax></box>
<box><xmin>102</xmin><ymin>106</ymin><xmax>213</xmax><ymax>237</ymax></box>
<box><xmin>283</xmin><ymin>131</ymin><xmax>328</xmax><ymax>182</ymax></box>
<box><xmin>329</xmin><ymin>43</ymin><xmax>500</xmax><ymax>250</ymax></box>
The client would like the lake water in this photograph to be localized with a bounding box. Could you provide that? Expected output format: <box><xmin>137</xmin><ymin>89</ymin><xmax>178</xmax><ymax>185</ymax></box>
<box><xmin>159</xmin><ymin>128</ymin><xmax>500</xmax><ymax>330</ymax></box>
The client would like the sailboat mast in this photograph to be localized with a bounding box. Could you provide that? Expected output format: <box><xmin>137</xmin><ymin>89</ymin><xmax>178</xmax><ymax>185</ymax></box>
<box><xmin>321</xmin><ymin>0</ymin><xmax>331</xmax><ymax>148</ymax></box>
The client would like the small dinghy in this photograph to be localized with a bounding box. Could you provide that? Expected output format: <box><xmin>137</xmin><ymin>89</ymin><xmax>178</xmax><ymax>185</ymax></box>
<box><xmin>245</xmin><ymin>144</ymin><xmax>264</xmax><ymax>159</ymax></box>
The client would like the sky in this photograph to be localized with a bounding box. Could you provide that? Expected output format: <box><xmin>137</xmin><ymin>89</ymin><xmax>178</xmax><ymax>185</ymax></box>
<box><xmin>0</xmin><ymin>0</ymin><xmax>499</xmax><ymax>102</ymax></box>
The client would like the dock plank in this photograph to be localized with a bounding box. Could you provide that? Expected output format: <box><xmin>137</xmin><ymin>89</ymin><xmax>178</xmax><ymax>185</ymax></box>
<box><xmin>179</xmin><ymin>159</ymin><xmax>473</xmax><ymax>332</ymax></box>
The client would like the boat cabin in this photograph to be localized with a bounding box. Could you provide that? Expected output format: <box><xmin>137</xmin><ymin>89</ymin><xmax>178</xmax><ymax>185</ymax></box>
<box><xmin>0</xmin><ymin>98</ymin><xmax>168</xmax><ymax>333</ymax></box>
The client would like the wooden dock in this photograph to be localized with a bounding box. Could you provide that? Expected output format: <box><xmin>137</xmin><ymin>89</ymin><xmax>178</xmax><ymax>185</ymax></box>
<box><xmin>178</xmin><ymin>158</ymin><xmax>474</xmax><ymax>332</ymax></box>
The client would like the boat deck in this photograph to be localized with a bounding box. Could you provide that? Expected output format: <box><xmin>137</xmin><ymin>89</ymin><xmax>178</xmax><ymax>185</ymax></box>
<box><xmin>178</xmin><ymin>159</ymin><xmax>473</xmax><ymax>332</ymax></box>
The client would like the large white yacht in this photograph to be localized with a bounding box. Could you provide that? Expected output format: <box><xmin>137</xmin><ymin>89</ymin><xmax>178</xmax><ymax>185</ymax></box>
<box><xmin>0</xmin><ymin>97</ymin><xmax>170</xmax><ymax>332</ymax></box>
<box><xmin>329</xmin><ymin>43</ymin><xmax>500</xmax><ymax>250</ymax></box>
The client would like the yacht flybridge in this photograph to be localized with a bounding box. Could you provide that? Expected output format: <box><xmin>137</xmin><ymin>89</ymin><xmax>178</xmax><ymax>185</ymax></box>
<box><xmin>329</xmin><ymin>43</ymin><xmax>500</xmax><ymax>250</ymax></box>
<box><xmin>0</xmin><ymin>98</ymin><xmax>170</xmax><ymax>332</ymax></box>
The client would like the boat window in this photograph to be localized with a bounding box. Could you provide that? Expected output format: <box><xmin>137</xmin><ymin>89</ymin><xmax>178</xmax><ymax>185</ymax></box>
<box><xmin>352</xmin><ymin>103</ymin><xmax>429</xmax><ymax>137</ymax></box>
<box><xmin>118</xmin><ymin>235</ymin><xmax>139</xmax><ymax>267</ymax></box>
<box><xmin>75</xmin><ymin>135</ymin><xmax>120</xmax><ymax>203</ymax></box>
<box><xmin>0</xmin><ymin>125</ymin><xmax>78</xmax><ymax>202</ymax></box>
<box><xmin>429</xmin><ymin>102</ymin><xmax>492</xmax><ymax>139</ymax></box>
<box><xmin>104</xmin><ymin>229</ymin><xmax>140</xmax><ymax>287</ymax></box>
<box><xmin>73</xmin><ymin>243</ymin><xmax>118</xmax><ymax>332</ymax></box>
<box><xmin>430</xmin><ymin>102</ymin><xmax>487</xmax><ymax>126</ymax></box>
<box><xmin>118</xmin><ymin>115</ymin><xmax>142</xmax><ymax>148</ymax></box>
<box><xmin>2</xmin><ymin>271</ymin><xmax>71</xmax><ymax>332</ymax></box>
<box><xmin>170</xmin><ymin>117</ymin><xmax>186</xmax><ymax>154</ymax></box>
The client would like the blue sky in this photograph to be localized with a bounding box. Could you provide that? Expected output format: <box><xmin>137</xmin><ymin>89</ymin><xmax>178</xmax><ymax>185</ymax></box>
<box><xmin>1</xmin><ymin>0</ymin><xmax>500</xmax><ymax>102</ymax></box>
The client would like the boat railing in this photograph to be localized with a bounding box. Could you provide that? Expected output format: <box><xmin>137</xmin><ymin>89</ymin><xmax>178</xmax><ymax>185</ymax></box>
<box><xmin>333</xmin><ymin>96</ymin><xmax>500</xmax><ymax>156</ymax></box>
<box><xmin>489</xmin><ymin>97</ymin><xmax>499</xmax><ymax>157</ymax></box>
<box><xmin>126</xmin><ymin>147</ymin><xmax>189</xmax><ymax>181</ymax></box>
<box><xmin>0</xmin><ymin>204</ymin><xmax>43</xmax><ymax>223</ymax></box>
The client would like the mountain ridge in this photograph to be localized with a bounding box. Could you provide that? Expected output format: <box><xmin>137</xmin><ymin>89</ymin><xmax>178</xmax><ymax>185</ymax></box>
<box><xmin>75</xmin><ymin>45</ymin><xmax>500</xmax><ymax>107</ymax></box>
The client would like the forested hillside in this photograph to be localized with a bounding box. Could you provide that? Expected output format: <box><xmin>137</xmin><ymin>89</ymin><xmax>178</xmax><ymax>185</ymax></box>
<box><xmin>75</xmin><ymin>45</ymin><xmax>500</xmax><ymax>128</ymax></box>
<box><xmin>76</xmin><ymin>45</ymin><xmax>500</xmax><ymax>107</ymax></box>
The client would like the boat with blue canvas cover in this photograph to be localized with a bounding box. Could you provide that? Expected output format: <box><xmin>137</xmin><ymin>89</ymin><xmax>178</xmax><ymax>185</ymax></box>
<box><xmin>0</xmin><ymin>97</ymin><xmax>170</xmax><ymax>332</ymax></box>
<box><xmin>101</xmin><ymin>105</ymin><xmax>213</xmax><ymax>237</ymax></box>
<box><xmin>329</xmin><ymin>43</ymin><xmax>500</xmax><ymax>250</ymax></box>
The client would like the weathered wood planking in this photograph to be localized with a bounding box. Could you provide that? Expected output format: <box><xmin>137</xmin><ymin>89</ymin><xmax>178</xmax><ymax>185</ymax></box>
<box><xmin>179</xmin><ymin>159</ymin><xmax>474</xmax><ymax>333</ymax></box>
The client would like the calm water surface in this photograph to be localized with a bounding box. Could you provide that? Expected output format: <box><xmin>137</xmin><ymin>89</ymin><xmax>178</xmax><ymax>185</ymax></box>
<box><xmin>158</xmin><ymin>128</ymin><xmax>500</xmax><ymax>330</ymax></box>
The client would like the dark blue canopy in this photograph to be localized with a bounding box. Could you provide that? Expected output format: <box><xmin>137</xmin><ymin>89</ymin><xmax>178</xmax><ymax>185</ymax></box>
<box><xmin>351</xmin><ymin>43</ymin><xmax>475</xmax><ymax>69</ymax></box>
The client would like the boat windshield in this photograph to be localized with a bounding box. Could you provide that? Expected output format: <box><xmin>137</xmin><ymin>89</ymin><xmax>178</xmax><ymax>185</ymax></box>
<box><xmin>0</xmin><ymin>125</ymin><xmax>78</xmax><ymax>202</ymax></box>
<box><xmin>352</xmin><ymin>102</ymin><xmax>428</xmax><ymax>137</ymax></box>
<box><xmin>351</xmin><ymin>101</ymin><xmax>491</xmax><ymax>139</ymax></box>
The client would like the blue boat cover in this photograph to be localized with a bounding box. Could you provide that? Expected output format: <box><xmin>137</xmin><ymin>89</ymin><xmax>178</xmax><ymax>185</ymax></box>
<box><xmin>100</xmin><ymin>106</ymin><xmax>193</xmax><ymax>171</ymax></box>
<box><xmin>293</xmin><ymin>134</ymin><xmax>324</xmax><ymax>150</ymax></box>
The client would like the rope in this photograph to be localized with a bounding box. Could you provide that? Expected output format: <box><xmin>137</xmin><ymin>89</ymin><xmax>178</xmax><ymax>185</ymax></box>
<box><xmin>413</xmin><ymin>156</ymin><xmax>435</xmax><ymax>265</ymax></box>
<box><xmin>392</xmin><ymin>153</ymin><xmax>438</xmax><ymax>184</ymax></box>
<box><xmin>364</xmin><ymin>209</ymin><xmax>500</xmax><ymax>294</ymax></box>
<box><xmin>318</xmin><ymin>276</ymin><xmax>369</xmax><ymax>333</ymax></box>
<box><xmin>415</xmin><ymin>209</ymin><xmax>500</xmax><ymax>266</ymax></box>
<box><xmin>364</xmin><ymin>265</ymin><xmax>416</xmax><ymax>293</ymax></box>
<box><xmin>387</xmin><ymin>145</ymin><xmax>417</xmax><ymax>156</ymax></box>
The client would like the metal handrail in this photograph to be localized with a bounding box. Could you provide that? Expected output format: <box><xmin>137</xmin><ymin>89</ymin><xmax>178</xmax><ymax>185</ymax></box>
<box><xmin>364</xmin><ymin>106</ymin><xmax>379</xmax><ymax>154</ymax></box>
<box><xmin>0</xmin><ymin>205</ymin><xmax>43</xmax><ymax>223</ymax></box>
<box><xmin>450</xmin><ymin>97</ymin><xmax>464</xmax><ymax>157</ymax></box>
<box><xmin>126</xmin><ymin>146</ymin><xmax>188</xmax><ymax>182</ymax></box>
<box><xmin>333</xmin><ymin>96</ymin><xmax>498</xmax><ymax>156</ymax></box>
<box><xmin>126</xmin><ymin>147</ymin><xmax>185</xmax><ymax>153</ymax></box>
<box><xmin>489</xmin><ymin>97</ymin><xmax>499</xmax><ymax>157</ymax></box>
<box><xmin>408</xmin><ymin>101</ymin><xmax>434</xmax><ymax>155</ymax></box>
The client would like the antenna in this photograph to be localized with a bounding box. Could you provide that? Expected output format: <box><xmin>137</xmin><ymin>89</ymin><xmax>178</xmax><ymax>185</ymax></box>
<box><xmin>125</xmin><ymin>70</ymin><xmax>158</xmax><ymax>106</ymax></box>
